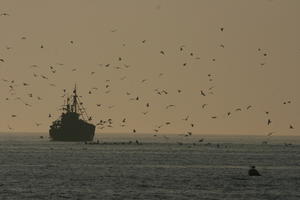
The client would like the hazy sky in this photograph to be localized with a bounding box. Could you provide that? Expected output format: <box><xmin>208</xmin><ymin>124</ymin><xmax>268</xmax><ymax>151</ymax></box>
<box><xmin>0</xmin><ymin>0</ymin><xmax>299</xmax><ymax>135</ymax></box>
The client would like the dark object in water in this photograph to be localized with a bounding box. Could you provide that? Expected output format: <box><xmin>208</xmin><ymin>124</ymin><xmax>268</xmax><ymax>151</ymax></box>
<box><xmin>248</xmin><ymin>166</ymin><xmax>261</xmax><ymax>176</ymax></box>
<box><xmin>49</xmin><ymin>85</ymin><xmax>95</xmax><ymax>141</ymax></box>
<box><xmin>231</xmin><ymin>177</ymin><xmax>248</xmax><ymax>181</ymax></box>
<box><xmin>40</xmin><ymin>136</ymin><xmax>44</xmax><ymax>139</ymax></box>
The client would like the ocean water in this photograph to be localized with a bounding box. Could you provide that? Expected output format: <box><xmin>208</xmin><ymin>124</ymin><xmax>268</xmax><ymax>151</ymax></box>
<box><xmin>0</xmin><ymin>133</ymin><xmax>299</xmax><ymax>200</ymax></box>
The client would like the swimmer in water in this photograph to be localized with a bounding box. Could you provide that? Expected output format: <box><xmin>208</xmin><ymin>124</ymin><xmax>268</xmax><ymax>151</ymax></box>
<box><xmin>248</xmin><ymin>166</ymin><xmax>261</xmax><ymax>176</ymax></box>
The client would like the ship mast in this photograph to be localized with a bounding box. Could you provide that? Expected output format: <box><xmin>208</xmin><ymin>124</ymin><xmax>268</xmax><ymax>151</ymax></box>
<box><xmin>68</xmin><ymin>84</ymin><xmax>91</xmax><ymax>121</ymax></box>
<box><xmin>72</xmin><ymin>84</ymin><xmax>78</xmax><ymax>113</ymax></box>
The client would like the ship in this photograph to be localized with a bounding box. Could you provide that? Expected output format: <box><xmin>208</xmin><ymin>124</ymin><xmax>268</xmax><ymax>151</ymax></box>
<box><xmin>49</xmin><ymin>85</ymin><xmax>95</xmax><ymax>141</ymax></box>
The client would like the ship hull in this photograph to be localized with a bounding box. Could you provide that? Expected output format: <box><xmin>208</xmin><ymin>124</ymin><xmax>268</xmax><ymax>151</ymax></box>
<box><xmin>49</xmin><ymin>120</ymin><xmax>95</xmax><ymax>141</ymax></box>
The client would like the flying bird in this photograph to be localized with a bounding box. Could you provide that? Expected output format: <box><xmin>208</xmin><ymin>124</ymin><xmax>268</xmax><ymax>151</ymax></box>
<box><xmin>182</xmin><ymin>116</ymin><xmax>189</xmax><ymax>121</ymax></box>
<box><xmin>41</xmin><ymin>75</ymin><xmax>48</xmax><ymax>79</ymax></box>
<box><xmin>166</xmin><ymin>104</ymin><xmax>175</xmax><ymax>109</ymax></box>
<box><xmin>200</xmin><ymin>90</ymin><xmax>206</xmax><ymax>96</ymax></box>
<box><xmin>0</xmin><ymin>13</ymin><xmax>9</xmax><ymax>16</ymax></box>
<box><xmin>267</xmin><ymin>119</ymin><xmax>272</xmax><ymax>125</ymax></box>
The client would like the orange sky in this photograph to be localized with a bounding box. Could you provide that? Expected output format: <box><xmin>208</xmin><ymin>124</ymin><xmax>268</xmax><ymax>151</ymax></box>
<box><xmin>0</xmin><ymin>0</ymin><xmax>299</xmax><ymax>135</ymax></box>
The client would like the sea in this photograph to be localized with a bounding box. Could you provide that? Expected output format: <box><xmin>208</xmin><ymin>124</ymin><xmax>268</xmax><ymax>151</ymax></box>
<box><xmin>0</xmin><ymin>133</ymin><xmax>299</xmax><ymax>200</ymax></box>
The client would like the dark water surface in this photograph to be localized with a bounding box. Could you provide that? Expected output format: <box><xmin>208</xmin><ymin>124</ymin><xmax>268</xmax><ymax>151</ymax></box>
<box><xmin>0</xmin><ymin>134</ymin><xmax>299</xmax><ymax>199</ymax></box>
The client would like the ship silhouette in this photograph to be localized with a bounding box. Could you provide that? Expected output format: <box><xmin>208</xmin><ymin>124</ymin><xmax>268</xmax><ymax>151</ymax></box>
<box><xmin>49</xmin><ymin>85</ymin><xmax>95</xmax><ymax>141</ymax></box>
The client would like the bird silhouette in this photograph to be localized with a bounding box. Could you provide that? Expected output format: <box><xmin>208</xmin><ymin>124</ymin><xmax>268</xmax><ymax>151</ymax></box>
<box><xmin>200</xmin><ymin>90</ymin><xmax>206</xmax><ymax>96</ymax></box>
<box><xmin>0</xmin><ymin>13</ymin><xmax>9</xmax><ymax>16</ymax></box>
<box><xmin>166</xmin><ymin>104</ymin><xmax>175</xmax><ymax>109</ymax></box>
<box><xmin>246</xmin><ymin>105</ymin><xmax>252</xmax><ymax>110</ymax></box>
<box><xmin>183</xmin><ymin>116</ymin><xmax>189</xmax><ymax>121</ymax></box>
